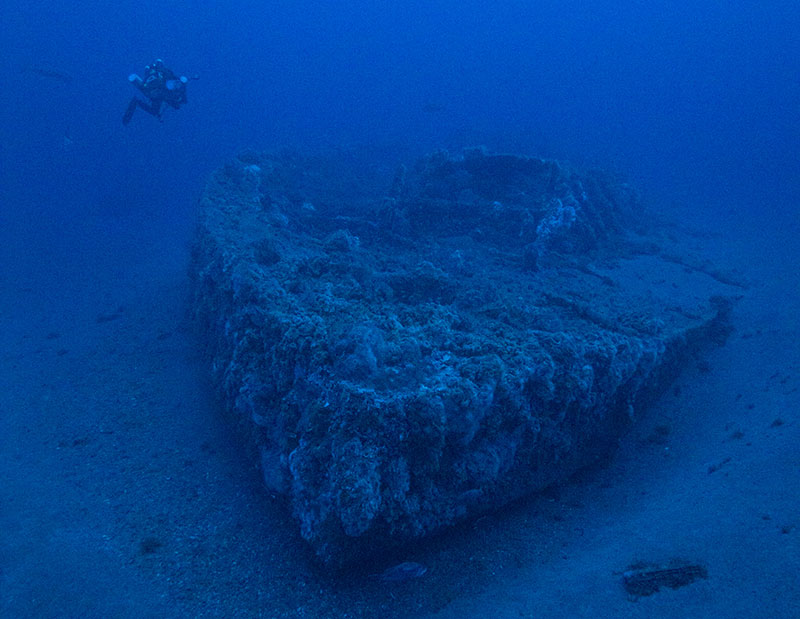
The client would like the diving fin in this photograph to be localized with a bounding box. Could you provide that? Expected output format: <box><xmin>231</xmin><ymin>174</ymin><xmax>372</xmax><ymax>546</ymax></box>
<box><xmin>122</xmin><ymin>98</ymin><xmax>137</xmax><ymax>125</ymax></box>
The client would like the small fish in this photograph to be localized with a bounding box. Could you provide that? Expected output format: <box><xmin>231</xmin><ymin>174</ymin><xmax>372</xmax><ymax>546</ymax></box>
<box><xmin>375</xmin><ymin>561</ymin><xmax>428</xmax><ymax>582</ymax></box>
<box><xmin>23</xmin><ymin>65</ymin><xmax>73</xmax><ymax>84</ymax></box>
<box><xmin>422</xmin><ymin>102</ymin><xmax>445</xmax><ymax>114</ymax></box>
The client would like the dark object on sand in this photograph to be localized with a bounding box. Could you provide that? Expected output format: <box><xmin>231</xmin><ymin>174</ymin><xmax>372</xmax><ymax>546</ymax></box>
<box><xmin>22</xmin><ymin>65</ymin><xmax>73</xmax><ymax>84</ymax></box>
<box><xmin>623</xmin><ymin>560</ymin><xmax>708</xmax><ymax>597</ymax></box>
<box><xmin>375</xmin><ymin>561</ymin><xmax>428</xmax><ymax>582</ymax></box>
<box><xmin>190</xmin><ymin>149</ymin><xmax>740</xmax><ymax>567</ymax></box>
<box><xmin>96</xmin><ymin>307</ymin><xmax>124</xmax><ymax>323</ymax></box>
<box><xmin>139</xmin><ymin>536</ymin><xmax>164</xmax><ymax>555</ymax></box>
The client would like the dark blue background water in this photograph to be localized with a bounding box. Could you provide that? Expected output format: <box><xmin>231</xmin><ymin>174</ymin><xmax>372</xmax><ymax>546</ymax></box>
<box><xmin>3</xmin><ymin>0</ymin><xmax>799</xmax><ymax>239</ymax></box>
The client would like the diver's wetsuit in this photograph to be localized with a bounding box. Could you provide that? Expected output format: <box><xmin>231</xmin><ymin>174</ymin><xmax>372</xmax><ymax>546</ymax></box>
<box><xmin>123</xmin><ymin>62</ymin><xmax>188</xmax><ymax>125</ymax></box>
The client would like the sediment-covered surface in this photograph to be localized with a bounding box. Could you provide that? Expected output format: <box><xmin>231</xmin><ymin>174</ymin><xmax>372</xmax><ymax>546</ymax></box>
<box><xmin>189</xmin><ymin>149</ymin><xmax>740</xmax><ymax>566</ymax></box>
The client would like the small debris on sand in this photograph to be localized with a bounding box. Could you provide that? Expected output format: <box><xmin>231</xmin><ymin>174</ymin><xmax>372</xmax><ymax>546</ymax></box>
<box><xmin>623</xmin><ymin>560</ymin><xmax>707</xmax><ymax>597</ymax></box>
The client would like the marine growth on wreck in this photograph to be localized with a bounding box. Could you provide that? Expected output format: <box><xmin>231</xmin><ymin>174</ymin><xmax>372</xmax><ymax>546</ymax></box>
<box><xmin>190</xmin><ymin>148</ymin><xmax>738</xmax><ymax>566</ymax></box>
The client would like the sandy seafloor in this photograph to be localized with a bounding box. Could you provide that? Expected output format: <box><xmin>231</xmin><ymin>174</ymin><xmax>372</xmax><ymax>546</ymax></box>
<box><xmin>1</xmin><ymin>190</ymin><xmax>798</xmax><ymax>619</ymax></box>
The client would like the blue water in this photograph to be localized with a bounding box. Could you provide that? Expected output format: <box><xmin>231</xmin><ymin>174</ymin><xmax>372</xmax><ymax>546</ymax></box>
<box><xmin>2</xmin><ymin>2</ymin><xmax>800</xmax><ymax>617</ymax></box>
<box><xmin>3</xmin><ymin>1</ymin><xmax>799</xmax><ymax>218</ymax></box>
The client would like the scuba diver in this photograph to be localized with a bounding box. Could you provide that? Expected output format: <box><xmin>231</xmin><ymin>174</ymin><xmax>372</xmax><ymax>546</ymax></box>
<box><xmin>123</xmin><ymin>59</ymin><xmax>195</xmax><ymax>125</ymax></box>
